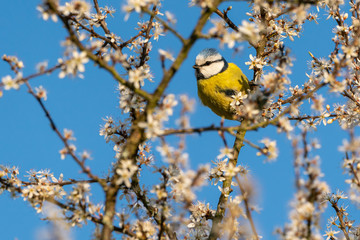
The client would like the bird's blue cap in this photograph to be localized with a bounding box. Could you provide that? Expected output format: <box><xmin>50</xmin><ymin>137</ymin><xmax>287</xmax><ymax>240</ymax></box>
<box><xmin>198</xmin><ymin>48</ymin><xmax>220</xmax><ymax>58</ymax></box>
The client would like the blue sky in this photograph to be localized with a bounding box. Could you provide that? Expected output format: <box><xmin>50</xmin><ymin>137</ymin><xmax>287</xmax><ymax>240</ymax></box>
<box><xmin>0</xmin><ymin>0</ymin><xmax>357</xmax><ymax>239</ymax></box>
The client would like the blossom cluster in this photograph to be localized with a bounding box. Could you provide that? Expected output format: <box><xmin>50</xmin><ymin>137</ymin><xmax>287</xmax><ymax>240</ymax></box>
<box><xmin>0</xmin><ymin>166</ymin><xmax>100</xmax><ymax>228</ymax></box>
<box><xmin>138</xmin><ymin>94</ymin><xmax>178</xmax><ymax>139</ymax></box>
<box><xmin>278</xmin><ymin>133</ymin><xmax>330</xmax><ymax>239</ymax></box>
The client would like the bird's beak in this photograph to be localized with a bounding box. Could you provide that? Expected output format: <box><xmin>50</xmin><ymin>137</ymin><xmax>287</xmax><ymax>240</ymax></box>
<box><xmin>193</xmin><ymin>64</ymin><xmax>199</xmax><ymax>69</ymax></box>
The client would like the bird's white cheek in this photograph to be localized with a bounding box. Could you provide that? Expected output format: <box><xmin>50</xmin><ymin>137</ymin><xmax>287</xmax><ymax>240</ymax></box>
<box><xmin>200</xmin><ymin>62</ymin><xmax>224</xmax><ymax>79</ymax></box>
<box><xmin>200</xmin><ymin>66</ymin><xmax>215</xmax><ymax>79</ymax></box>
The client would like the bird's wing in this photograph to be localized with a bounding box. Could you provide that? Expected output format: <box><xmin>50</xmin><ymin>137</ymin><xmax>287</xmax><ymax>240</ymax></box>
<box><xmin>216</xmin><ymin>87</ymin><xmax>237</xmax><ymax>97</ymax></box>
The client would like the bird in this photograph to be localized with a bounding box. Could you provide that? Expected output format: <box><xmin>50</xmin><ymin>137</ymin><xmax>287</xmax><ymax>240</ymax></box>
<box><xmin>193</xmin><ymin>48</ymin><xmax>250</xmax><ymax>120</ymax></box>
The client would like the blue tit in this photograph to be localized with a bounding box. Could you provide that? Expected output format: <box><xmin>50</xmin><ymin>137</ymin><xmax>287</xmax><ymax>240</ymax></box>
<box><xmin>193</xmin><ymin>48</ymin><xmax>250</xmax><ymax>120</ymax></box>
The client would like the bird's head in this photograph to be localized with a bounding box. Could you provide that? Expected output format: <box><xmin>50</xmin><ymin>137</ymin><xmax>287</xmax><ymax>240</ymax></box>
<box><xmin>193</xmin><ymin>48</ymin><xmax>228</xmax><ymax>80</ymax></box>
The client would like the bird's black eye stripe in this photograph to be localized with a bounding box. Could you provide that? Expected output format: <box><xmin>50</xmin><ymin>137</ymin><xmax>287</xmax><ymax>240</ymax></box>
<box><xmin>198</xmin><ymin>59</ymin><xmax>223</xmax><ymax>67</ymax></box>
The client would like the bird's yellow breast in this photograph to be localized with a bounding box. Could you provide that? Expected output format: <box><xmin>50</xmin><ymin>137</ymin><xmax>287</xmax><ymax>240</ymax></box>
<box><xmin>197</xmin><ymin>63</ymin><xmax>249</xmax><ymax>120</ymax></box>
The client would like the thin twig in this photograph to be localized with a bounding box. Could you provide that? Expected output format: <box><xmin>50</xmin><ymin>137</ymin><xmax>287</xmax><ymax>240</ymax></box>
<box><xmin>24</xmin><ymin>81</ymin><xmax>105</xmax><ymax>187</ymax></box>
<box><xmin>0</xmin><ymin>60</ymin><xmax>62</xmax><ymax>88</ymax></box>
<box><xmin>215</xmin><ymin>8</ymin><xmax>239</xmax><ymax>32</ymax></box>
<box><xmin>235</xmin><ymin>175</ymin><xmax>259</xmax><ymax>240</ymax></box>
<box><xmin>21</xmin><ymin>178</ymin><xmax>105</xmax><ymax>187</ymax></box>
<box><xmin>329</xmin><ymin>200</ymin><xmax>351</xmax><ymax>240</ymax></box>
<box><xmin>138</xmin><ymin>5</ymin><xmax>157</xmax><ymax>67</ymax></box>
<box><xmin>142</xmin><ymin>7</ymin><xmax>186</xmax><ymax>44</ymax></box>
<box><xmin>92</xmin><ymin>0</ymin><xmax>111</xmax><ymax>35</ymax></box>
